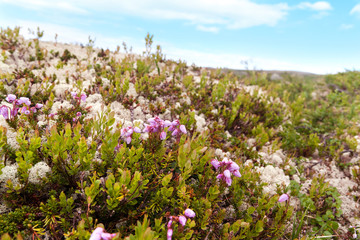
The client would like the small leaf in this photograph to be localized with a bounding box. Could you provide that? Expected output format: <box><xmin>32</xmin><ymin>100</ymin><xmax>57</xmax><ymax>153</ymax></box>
<box><xmin>161</xmin><ymin>172</ymin><xmax>172</xmax><ymax>187</ymax></box>
<box><xmin>247</xmin><ymin>206</ymin><xmax>255</xmax><ymax>215</ymax></box>
<box><xmin>255</xmin><ymin>220</ymin><xmax>263</xmax><ymax>233</ymax></box>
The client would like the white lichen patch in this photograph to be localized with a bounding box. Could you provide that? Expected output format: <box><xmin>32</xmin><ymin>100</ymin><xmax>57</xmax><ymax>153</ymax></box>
<box><xmin>0</xmin><ymin>203</ymin><xmax>10</xmax><ymax>214</ymax></box>
<box><xmin>133</xmin><ymin>106</ymin><xmax>146</xmax><ymax>121</ymax></box>
<box><xmin>126</xmin><ymin>83</ymin><xmax>138</xmax><ymax>98</ymax></box>
<box><xmin>53</xmin><ymin>83</ymin><xmax>73</xmax><ymax>97</ymax></box>
<box><xmin>214</xmin><ymin>148</ymin><xmax>231</xmax><ymax>159</ymax></box>
<box><xmin>0</xmin><ymin>164</ymin><xmax>19</xmax><ymax>187</ymax></box>
<box><xmin>51</xmin><ymin>100</ymin><xmax>73</xmax><ymax>114</ymax></box>
<box><xmin>28</xmin><ymin>162</ymin><xmax>52</xmax><ymax>184</ymax></box>
<box><xmin>194</xmin><ymin>113</ymin><xmax>208</xmax><ymax>132</ymax></box>
<box><xmin>257</xmin><ymin>165</ymin><xmax>290</xmax><ymax>195</ymax></box>
<box><xmin>110</xmin><ymin>101</ymin><xmax>131</xmax><ymax>122</ymax></box>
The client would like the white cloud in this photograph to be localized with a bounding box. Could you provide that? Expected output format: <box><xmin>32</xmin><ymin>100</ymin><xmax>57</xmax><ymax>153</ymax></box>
<box><xmin>3</xmin><ymin>0</ymin><xmax>289</xmax><ymax>30</ymax></box>
<box><xmin>297</xmin><ymin>1</ymin><xmax>332</xmax><ymax>11</ymax></box>
<box><xmin>340</xmin><ymin>24</ymin><xmax>354</xmax><ymax>30</ymax></box>
<box><xmin>196</xmin><ymin>25</ymin><xmax>219</xmax><ymax>33</ymax></box>
<box><xmin>350</xmin><ymin>4</ymin><xmax>360</xmax><ymax>16</ymax></box>
<box><xmin>2</xmin><ymin>0</ymin><xmax>88</xmax><ymax>14</ymax></box>
<box><xmin>312</xmin><ymin>11</ymin><xmax>330</xmax><ymax>19</ymax></box>
<box><xmin>0</xmin><ymin>20</ymin><xmax>140</xmax><ymax>51</ymax></box>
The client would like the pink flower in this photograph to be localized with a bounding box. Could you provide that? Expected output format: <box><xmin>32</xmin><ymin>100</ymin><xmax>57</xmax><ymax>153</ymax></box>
<box><xmin>121</xmin><ymin>126</ymin><xmax>141</xmax><ymax>144</ymax></box>
<box><xmin>167</xmin><ymin>119</ymin><xmax>187</xmax><ymax>137</ymax></box>
<box><xmin>184</xmin><ymin>208</ymin><xmax>196</xmax><ymax>218</ymax></box>
<box><xmin>167</xmin><ymin>217</ymin><xmax>173</xmax><ymax>228</ymax></box>
<box><xmin>81</xmin><ymin>93</ymin><xmax>87</xmax><ymax>102</ymax></box>
<box><xmin>143</xmin><ymin>124</ymin><xmax>154</xmax><ymax>133</ymax></box>
<box><xmin>35</xmin><ymin>103</ymin><xmax>43</xmax><ymax>109</ymax></box>
<box><xmin>160</xmin><ymin>131</ymin><xmax>167</xmax><ymax>140</ymax></box>
<box><xmin>171</xmin><ymin>129</ymin><xmax>179</xmax><ymax>136</ymax></box>
<box><xmin>212</xmin><ymin>157</ymin><xmax>241</xmax><ymax>185</ymax></box>
<box><xmin>228</xmin><ymin>161</ymin><xmax>241</xmax><ymax>177</ymax></box>
<box><xmin>179</xmin><ymin>125</ymin><xmax>187</xmax><ymax>134</ymax></box>
<box><xmin>18</xmin><ymin>97</ymin><xmax>31</xmax><ymax>106</ymax></box>
<box><xmin>278</xmin><ymin>193</ymin><xmax>290</xmax><ymax>202</ymax></box>
<box><xmin>71</xmin><ymin>92</ymin><xmax>77</xmax><ymax>98</ymax></box>
<box><xmin>228</xmin><ymin>161</ymin><xmax>239</xmax><ymax>172</ymax></box>
<box><xmin>178</xmin><ymin>215</ymin><xmax>187</xmax><ymax>226</ymax></box>
<box><xmin>0</xmin><ymin>106</ymin><xmax>9</xmax><ymax>119</ymax></box>
<box><xmin>223</xmin><ymin>169</ymin><xmax>231</xmax><ymax>178</ymax></box>
<box><xmin>5</xmin><ymin>94</ymin><xmax>16</xmax><ymax>103</ymax></box>
<box><xmin>167</xmin><ymin>228</ymin><xmax>173</xmax><ymax>240</ymax></box>
<box><xmin>20</xmin><ymin>106</ymin><xmax>27</xmax><ymax>114</ymax></box>
<box><xmin>217</xmin><ymin>170</ymin><xmax>232</xmax><ymax>186</ymax></box>
<box><xmin>211</xmin><ymin>159</ymin><xmax>221</xmax><ymax>169</ymax></box>
<box><xmin>222</xmin><ymin>157</ymin><xmax>230</xmax><ymax>165</ymax></box>
<box><xmin>11</xmin><ymin>108</ymin><xmax>18</xmax><ymax>118</ymax></box>
<box><xmin>232</xmin><ymin>170</ymin><xmax>241</xmax><ymax>178</ymax></box>
<box><xmin>144</xmin><ymin>116</ymin><xmax>186</xmax><ymax>140</ymax></box>
<box><xmin>147</xmin><ymin>117</ymin><xmax>156</xmax><ymax>125</ymax></box>
<box><xmin>76</xmin><ymin>112</ymin><xmax>82</xmax><ymax>117</ymax></box>
<box><xmin>145</xmin><ymin>116</ymin><xmax>165</xmax><ymax>133</ymax></box>
<box><xmin>164</xmin><ymin>120</ymin><xmax>172</xmax><ymax>127</ymax></box>
<box><xmin>89</xmin><ymin>227</ymin><xmax>116</xmax><ymax>240</ymax></box>
<box><xmin>71</xmin><ymin>92</ymin><xmax>87</xmax><ymax>102</ymax></box>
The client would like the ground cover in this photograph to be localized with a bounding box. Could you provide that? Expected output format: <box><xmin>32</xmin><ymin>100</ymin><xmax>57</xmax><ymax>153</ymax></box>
<box><xmin>0</xmin><ymin>27</ymin><xmax>360</xmax><ymax>239</ymax></box>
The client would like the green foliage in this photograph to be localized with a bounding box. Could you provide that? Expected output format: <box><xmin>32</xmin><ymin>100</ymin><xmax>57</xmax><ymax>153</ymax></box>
<box><xmin>125</xmin><ymin>215</ymin><xmax>158</xmax><ymax>240</ymax></box>
<box><xmin>280</xmin><ymin>125</ymin><xmax>320</xmax><ymax>157</ymax></box>
<box><xmin>223</xmin><ymin>89</ymin><xmax>284</xmax><ymax>136</ymax></box>
<box><xmin>289</xmin><ymin>176</ymin><xmax>342</xmax><ymax>236</ymax></box>
<box><xmin>0</xmin><ymin>27</ymin><xmax>20</xmax><ymax>53</ymax></box>
<box><xmin>1</xmin><ymin>27</ymin><xmax>359</xmax><ymax>240</ymax></box>
<box><xmin>135</xmin><ymin>74</ymin><xmax>163</xmax><ymax>100</ymax></box>
<box><xmin>0</xmin><ymin>206</ymin><xmax>43</xmax><ymax>237</ymax></box>
<box><xmin>42</xmin><ymin>123</ymin><xmax>96</xmax><ymax>186</ymax></box>
<box><xmin>60</xmin><ymin>49</ymin><xmax>76</xmax><ymax>63</ymax></box>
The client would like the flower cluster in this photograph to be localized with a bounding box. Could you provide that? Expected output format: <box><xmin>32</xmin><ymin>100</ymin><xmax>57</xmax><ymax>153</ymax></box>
<box><xmin>167</xmin><ymin>119</ymin><xmax>187</xmax><ymax>137</ymax></box>
<box><xmin>121</xmin><ymin>126</ymin><xmax>141</xmax><ymax>144</ymax></box>
<box><xmin>143</xmin><ymin>116</ymin><xmax>187</xmax><ymax>140</ymax></box>
<box><xmin>117</xmin><ymin>117</ymin><xmax>187</xmax><ymax>148</ymax></box>
<box><xmin>211</xmin><ymin>157</ymin><xmax>241</xmax><ymax>186</ymax></box>
<box><xmin>1</xmin><ymin>94</ymin><xmax>43</xmax><ymax>120</ymax></box>
<box><xmin>167</xmin><ymin>209</ymin><xmax>196</xmax><ymax>240</ymax></box>
<box><xmin>71</xmin><ymin>92</ymin><xmax>87</xmax><ymax>102</ymax></box>
<box><xmin>143</xmin><ymin>116</ymin><xmax>171</xmax><ymax>140</ymax></box>
<box><xmin>89</xmin><ymin>227</ymin><xmax>116</xmax><ymax>240</ymax></box>
<box><xmin>72</xmin><ymin>111</ymin><xmax>82</xmax><ymax>122</ymax></box>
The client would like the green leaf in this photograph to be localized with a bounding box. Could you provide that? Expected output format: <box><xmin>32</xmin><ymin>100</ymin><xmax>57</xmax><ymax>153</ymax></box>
<box><xmin>255</xmin><ymin>220</ymin><xmax>263</xmax><ymax>233</ymax></box>
<box><xmin>247</xmin><ymin>206</ymin><xmax>255</xmax><ymax>215</ymax></box>
<box><xmin>161</xmin><ymin>173</ymin><xmax>172</xmax><ymax>187</ymax></box>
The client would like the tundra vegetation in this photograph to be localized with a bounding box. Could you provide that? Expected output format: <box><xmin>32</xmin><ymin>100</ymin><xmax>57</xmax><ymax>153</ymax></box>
<box><xmin>0</xmin><ymin>27</ymin><xmax>359</xmax><ymax>239</ymax></box>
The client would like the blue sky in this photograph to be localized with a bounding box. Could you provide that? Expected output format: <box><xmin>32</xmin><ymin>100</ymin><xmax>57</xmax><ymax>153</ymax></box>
<box><xmin>1</xmin><ymin>0</ymin><xmax>360</xmax><ymax>74</ymax></box>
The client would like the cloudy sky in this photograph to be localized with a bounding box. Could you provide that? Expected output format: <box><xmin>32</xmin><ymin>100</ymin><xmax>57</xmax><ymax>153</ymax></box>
<box><xmin>1</xmin><ymin>0</ymin><xmax>360</xmax><ymax>74</ymax></box>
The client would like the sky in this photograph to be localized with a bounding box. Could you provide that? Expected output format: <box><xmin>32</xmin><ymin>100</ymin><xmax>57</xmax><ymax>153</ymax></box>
<box><xmin>1</xmin><ymin>0</ymin><xmax>360</xmax><ymax>74</ymax></box>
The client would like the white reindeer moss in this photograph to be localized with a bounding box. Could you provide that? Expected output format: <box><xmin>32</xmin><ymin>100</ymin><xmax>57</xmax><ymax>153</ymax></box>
<box><xmin>28</xmin><ymin>162</ymin><xmax>51</xmax><ymax>184</ymax></box>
